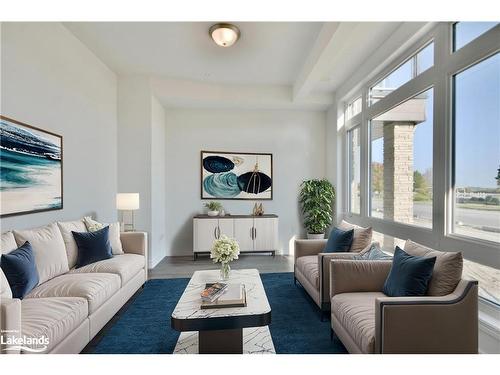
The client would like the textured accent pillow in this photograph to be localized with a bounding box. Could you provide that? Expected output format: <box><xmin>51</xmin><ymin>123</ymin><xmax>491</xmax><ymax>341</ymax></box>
<box><xmin>404</xmin><ymin>240</ymin><xmax>463</xmax><ymax>296</ymax></box>
<box><xmin>72</xmin><ymin>226</ymin><xmax>113</xmax><ymax>268</ymax></box>
<box><xmin>57</xmin><ymin>219</ymin><xmax>88</xmax><ymax>269</ymax></box>
<box><xmin>383</xmin><ymin>246</ymin><xmax>436</xmax><ymax>297</ymax></box>
<box><xmin>13</xmin><ymin>223</ymin><xmax>69</xmax><ymax>284</ymax></box>
<box><xmin>83</xmin><ymin>216</ymin><xmax>105</xmax><ymax>232</ymax></box>
<box><xmin>338</xmin><ymin>220</ymin><xmax>373</xmax><ymax>252</ymax></box>
<box><xmin>354</xmin><ymin>243</ymin><xmax>393</xmax><ymax>260</ymax></box>
<box><xmin>1</xmin><ymin>232</ymin><xmax>18</xmax><ymax>299</ymax></box>
<box><xmin>83</xmin><ymin>217</ymin><xmax>123</xmax><ymax>255</ymax></box>
<box><xmin>0</xmin><ymin>242</ymin><xmax>39</xmax><ymax>299</ymax></box>
<box><xmin>324</xmin><ymin>228</ymin><xmax>354</xmax><ymax>253</ymax></box>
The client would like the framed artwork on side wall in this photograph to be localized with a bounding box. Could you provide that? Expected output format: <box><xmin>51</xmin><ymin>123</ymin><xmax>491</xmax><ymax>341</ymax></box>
<box><xmin>0</xmin><ymin>115</ymin><xmax>63</xmax><ymax>217</ymax></box>
<box><xmin>201</xmin><ymin>151</ymin><xmax>273</xmax><ymax>200</ymax></box>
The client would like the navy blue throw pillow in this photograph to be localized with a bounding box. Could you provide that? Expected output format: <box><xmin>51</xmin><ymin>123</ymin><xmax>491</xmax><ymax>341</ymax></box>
<box><xmin>324</xmin><ymin>227</ymin><xmax>354</xmax><ymax>253</ymax></box>
<box><xmin>1</xmin><ymin>241</ymin><xmax>39</xmax><ymax>299</ymax></box>
<box><xmin>383</xmin><ymin>246</ymin><xmax>436</xmax><ymax>297</ymax></box>
<box><xmin>72</xmin><ymin>226</ymin><xmax>113</xmax><ymax>268</ymax></box>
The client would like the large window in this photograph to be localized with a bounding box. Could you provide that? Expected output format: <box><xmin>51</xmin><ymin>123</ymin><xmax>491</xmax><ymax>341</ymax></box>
<box><xmin>348</xmin><ymin>126</ymin><xmax>361</xmax><ymax>214</ymax></box>
<box><xmin>463</xmin><ymin>258</ymin><xmax>500</xmax><ymax>306</ymax></box>
<box><xmin>370</xmin><ymin>88</ymin><xmax>434</xmax><ymax>228</ymax></box>
<box><xmin>342</xmin><ymin>22</ymin><xmax>499</xmax><ymax>306</ymax></box>
<box><xmin>453</xmin><ymin>22</ymin><xmax>499</xmax><ymax>51</ymax></box>
<box><xmin>452</xmin><ymin>53</ymin><xmax>500</xmax><ymax>243</ymax></box>
<box><xmin>369</xmin><ymin>42</ymin><xmax>434</xmax><ymax>105</ymax></box>
<box><xmin>345</xmin><ymin>97</ymin><xmax>362</xmax><ymax>121</ymax></box>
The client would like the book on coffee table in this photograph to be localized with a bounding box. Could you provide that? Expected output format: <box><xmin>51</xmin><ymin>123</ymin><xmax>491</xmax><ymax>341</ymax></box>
<box><xmin>200</xmin><ymin>283</ymin><xmax>246</xmax><ymax>309</ymax></box>
<box><xmin>200</xmin><ymin>282</ymin><xmax>228</xmax><ymax>302</ymax></box>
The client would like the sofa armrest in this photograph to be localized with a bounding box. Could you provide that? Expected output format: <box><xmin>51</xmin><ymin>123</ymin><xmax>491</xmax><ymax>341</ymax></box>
<box><xmin>318</xmin><ymin>253</ymin><xmax>358</xmax><ymax>304</ymax></box>
<box><xmin>374</xmin><ymin>280</ymin><xmax>478</xmax><ymax>353</ymax></box>
<box><xmin>120</xmin><ymin>232</ymin><xmax>148</xmax><ymax>278</ymax></box>
<box><xmin>329</xmin><ymin>259</ymin><xmax>392</xmax><ymax>300</ymax></box>
<box><xmin>0</xmin><ymin>298</ymin><xmax>21</xmax><ymax>354</ymax></box>
<box><xmin>120</xmin><ymin>232</ymin><xmax>147</xmax><ymax>256</ymax></box>
<box><xmin>294</xmin><ymin>239</ymin><xmax>327</xmax><ymax>263</ymax></box>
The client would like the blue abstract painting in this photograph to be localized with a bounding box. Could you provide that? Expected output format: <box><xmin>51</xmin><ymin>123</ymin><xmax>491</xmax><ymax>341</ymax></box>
<box><xmin>201</xmin><ymin>151</ymin><xmax>272</xmax><ymax>200</ymax></box>
<box><xmin>1</xmin><ymin>116</ymin><xmax>62</xmax><ymax>217</ymax></box>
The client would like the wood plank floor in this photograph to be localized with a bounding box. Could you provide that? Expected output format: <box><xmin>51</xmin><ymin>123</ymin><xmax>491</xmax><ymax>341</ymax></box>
<box><xmin>149</xmin><ymin>254</ymin><xmax>294</xmax><ymax>279</ymax></box>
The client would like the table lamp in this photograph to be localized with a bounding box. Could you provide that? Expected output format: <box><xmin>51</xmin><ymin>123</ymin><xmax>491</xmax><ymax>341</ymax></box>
<box><xmin>116</xmin><ymin>193</ymin><xmax>140</xmax><ymax>232</ymax></box>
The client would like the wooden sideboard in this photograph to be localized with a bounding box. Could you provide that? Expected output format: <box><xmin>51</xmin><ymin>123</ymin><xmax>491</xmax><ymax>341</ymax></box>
<box><xmin>192</xmin><ymin>214</ymin><xmax>278</xmax><ymax>260</ymax></box>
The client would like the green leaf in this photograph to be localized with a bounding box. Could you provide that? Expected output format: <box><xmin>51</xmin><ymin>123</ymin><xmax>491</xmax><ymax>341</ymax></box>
<box><xmin>298</xmin><ymin>179</ymin><xmax>335</xmax><ymax>234</ymax></box>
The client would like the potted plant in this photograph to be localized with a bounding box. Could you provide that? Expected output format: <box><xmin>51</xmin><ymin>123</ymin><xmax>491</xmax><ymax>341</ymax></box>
<box><xmin>205</xmin><ymin>201</ymin><xmax>223</xmax><ymax>216</ymax></box>
<box><xmin>299</xmin><ymin>179</ymin><xmax>335</xmax><ymax>239</ymax></box>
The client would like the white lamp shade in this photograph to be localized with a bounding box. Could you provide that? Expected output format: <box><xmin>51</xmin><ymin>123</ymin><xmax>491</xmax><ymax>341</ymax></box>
<box><xmin>116</xmin><ymin>193</ymin><xmax>140</xmax><ymax>210</ymax></box>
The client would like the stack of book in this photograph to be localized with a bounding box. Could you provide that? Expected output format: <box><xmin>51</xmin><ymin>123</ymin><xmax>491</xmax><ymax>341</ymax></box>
<box><xmin>200</xmin><ymin>283</ymin><xmax>247</xmax><ymax>309</ymax></box>
<box><xmin>200</xmin><ymin>282</ymin><xmax>228</xmax><ymax>302</ymax></box>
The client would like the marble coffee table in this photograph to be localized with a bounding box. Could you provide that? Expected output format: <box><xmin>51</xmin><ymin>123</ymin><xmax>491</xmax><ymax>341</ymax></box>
<box><xmin>171</xmin><ymin>269</ymin><xmax>274</xmax><ymax>354</ymax></box>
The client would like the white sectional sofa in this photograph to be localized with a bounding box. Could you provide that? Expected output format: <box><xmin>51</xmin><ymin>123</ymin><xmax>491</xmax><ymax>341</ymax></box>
<box><xmin>0</xmin><ymin>219</ymin><xmax>148</xmax><ymax>354</ymax></box>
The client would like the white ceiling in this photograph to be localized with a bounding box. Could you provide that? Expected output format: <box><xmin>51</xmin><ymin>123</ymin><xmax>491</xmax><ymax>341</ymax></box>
<box><xmin>64</xmin><ymin>22</ymin><xmax>424</xmax><ymax>110</ymax></box>
<box><xmin>65</xmin><ymin>22</ymin><xmax>323</xmax><ymax>85</ymax></box>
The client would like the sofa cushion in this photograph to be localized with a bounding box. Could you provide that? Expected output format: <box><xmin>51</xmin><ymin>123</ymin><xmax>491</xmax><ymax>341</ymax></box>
<box><xmin>72</xmin><ymin>226</ymin><xmax>113</xmax><ymax>268</ymax></box>
<box><xmin>0</xmin><ymin>269</ymin><xmax>11</xmax><ymax>299</ymax></box>
<box><xmin>332</xmin><ymin>292</ymin><xmax>385</xmax><ymax>354</ymax></box>
<box><xmin>1</xmin><ymin>242</ymin><xmax>39</xmax><ymax>299</ymax></box>
<box><xmin>324</xmin><ymin>227</ymin><xmax>354</xmax><ymax>253</ymax></box>
<box><xmin>0</xmin><ymin>232</ymin><xmax>17</xmax><ymax>299</ymax></box>
<box><xmin>338</xmin><ymin>220</ymin><xmax>373</xmax><ymax>252</ymax></box>
<box><xmin>296</xmin><ymin>255</ymin><xmax>319</xmax><ymax>289</ymax></box>
<box><xmin>383</xmin><ymin>247</ymin><xmax>436</xmax><ymax>297</ymax></box>
<box><xmin>26</xmin><ymin>273</ymin><xmax>120</xmax><ymax>314</ymax></box>
<box><xmin>68</xmin><ymin>254</ymin><xmax>144</xmax><ymax>285</ymax></box>
<box><xmin>404</xmin><ymin>239</ymin><xmax>463</xmax><ymax>296</ymax></box>
<box><xmin>83</xmin><ymin>217</ymin><xmax>123</xmax><ymax>255</ymax></box>
<box><xmin>13</xmin><ymin>223</ymin><xmax>69</xmax><ymax>284</ymax></box>
<box><xmin>21</xmin><ymin>297</ymin><xmax>88</xmax><ymax>353</ymax></box>
<box><xmin>57</xmin><ymin>219</ymin><xmax>88</xmax><ymax>269</ymax></box>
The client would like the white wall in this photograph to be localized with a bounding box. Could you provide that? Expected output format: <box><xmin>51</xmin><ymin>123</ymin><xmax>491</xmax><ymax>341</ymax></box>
<box><xmin>150</xmin><ymin>96</ymin><xmax>167</xmax><ymax>266</ymax></box>
<box><xmin>165</xmin><ymin>108</ymin><xmax>326</xmax><ymax>256</ymax></box>
<box><xmin>117</xmin><ymin>77</ymin><xmax>152</xmax><ymax>236</ymax></box>
<box><xmin>117</xmin><ymin>76</ymin><xmax>167</xmax><ymax>267</ymax></box>
<box><xmin>0</xmin><ymin>22</ymin><xmax>118</xmax><ymax>231</ymax></box>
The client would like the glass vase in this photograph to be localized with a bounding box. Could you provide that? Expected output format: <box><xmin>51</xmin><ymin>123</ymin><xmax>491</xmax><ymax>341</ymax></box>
<box><xmin>220</xmin><ymin>262</ymin><xmax>231</xmax><ymax>280</ymax></box>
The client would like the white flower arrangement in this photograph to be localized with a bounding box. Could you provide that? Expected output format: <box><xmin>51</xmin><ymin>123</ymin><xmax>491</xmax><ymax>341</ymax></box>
<box><xmin>210</xmin><ymin>235</ymin><xmax>240</xmax><ymax>264</ymax></box>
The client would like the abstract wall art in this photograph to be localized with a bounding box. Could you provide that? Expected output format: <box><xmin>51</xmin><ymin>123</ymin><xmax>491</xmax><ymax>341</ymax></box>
<box><xmin>201</xmin><ymin>151</ymin><xmax>273</xmax><ymax>200</ymax></box>
<box><xmin>0</xmin><ymin>116</ymin><xmax>63</xmax><ymax>217</ymax></box>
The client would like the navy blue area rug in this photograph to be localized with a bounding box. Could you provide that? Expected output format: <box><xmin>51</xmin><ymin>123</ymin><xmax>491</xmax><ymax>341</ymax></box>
<box><xmin>89</xmin><ymin>272</ymin><xmax>347</xmax><ymax>354</ymax></box>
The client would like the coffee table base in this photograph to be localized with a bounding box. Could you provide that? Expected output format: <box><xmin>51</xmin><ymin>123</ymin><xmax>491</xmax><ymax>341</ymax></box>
<box><xmin>174</xmin><ymin>326</ymin><xmax>275</xmax><ymax>354</ymax></box>
<box><xmin>199</xmin><ymin>328</ymin><xmax>243</xmax><ymax>354</ymax></box>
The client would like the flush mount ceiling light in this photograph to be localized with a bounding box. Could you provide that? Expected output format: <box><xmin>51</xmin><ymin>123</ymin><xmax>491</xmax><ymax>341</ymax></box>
<box><xmin>209</xmin><ymin>23</ymin><xmax>240</xmax><ymax>47</ymax></box>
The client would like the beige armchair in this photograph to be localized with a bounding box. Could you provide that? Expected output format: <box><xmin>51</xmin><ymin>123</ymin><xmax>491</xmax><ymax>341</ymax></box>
<box><xmin>294</xmin><ymin>239</ymin><xmax>368</xmax><ymax>317</ymax></box>
<box><xmin>329</xmin><ymin>259</ymin><xmax>478</xmax><ymax>354</ymax></box>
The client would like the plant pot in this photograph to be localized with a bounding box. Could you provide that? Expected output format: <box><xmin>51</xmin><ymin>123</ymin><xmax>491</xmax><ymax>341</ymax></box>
<box><xmin>307</xmin><ymin>233</ymin><xmax>325</xmax><ymax>240</ymax></box>
<box><xmin>207</xmin><ymin>210</ymin><xmax>219</xmax><ymax>217</ymax></box>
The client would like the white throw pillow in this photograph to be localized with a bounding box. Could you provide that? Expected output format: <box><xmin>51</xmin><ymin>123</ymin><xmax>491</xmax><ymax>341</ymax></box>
<box><xmin>0</xmin><ymin>232</ymin><xmax>17</xmax><ymax>299</ymax></box>
<box><xmin>1</xmin><ymin>231</ymin><xmax>17</xmax><ymax>254</ymax></box>
<box><xmin>13</xmin><ymin>223</ymin><xmax>69</xmax><ymax>284</ymax></box>
<box><xmin>57</xmin><ymin>219</ymin><xmax>88</xmax><ymax>269</ymax></box>
<box><xmin>83</xmin><ymin>217</ymin><xmax>123</xmax><ymax>255</ymax></box>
